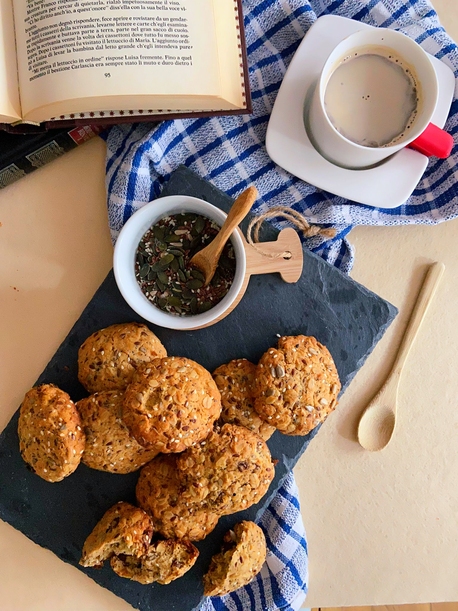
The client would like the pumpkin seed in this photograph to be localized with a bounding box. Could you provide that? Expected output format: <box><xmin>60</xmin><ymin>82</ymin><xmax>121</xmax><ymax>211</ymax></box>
<box><xmin>186</xmin><ymin>279</ymin><xmax>204</xmax><ymax>290</ymax></box>
<box><xmin>157</xmin><ymin>271</ymin><xmax>169</xmax><ymax>284</ymax></box>
<box><xmin>190</xmin><ymin>297</ymin><xmax>198</xmax><ymax>314</ymax></box>
<box><xmin>170</xmin><ymin>258</ymin><xmax>179</xmax><ymax>272</ymax></box>
<box><xmin>153</xmin><ymin>226</ymin><xmax>165</xmax><ymax>240</ymax></box>
<box><xmin>194</xmin><ymin>216</ymin><xmax>205</xmax><ymax>233</ymax></box>
<box><xmin>164</xmin><ymin>233</ymin><xmax>180</xmax><ymax>243</ymax></box>
<box><xmin>182</xmin><ymin>288</ymin><xmax>194</xmax><ymax>299</ymax></box>
<box><xmin>167</xmin><ymin>296</ymin><xmax>182</xmax><ymax>307</ymax></box>
<box><xmin>198</xmin><ymin>301</ymin><xmax>213</xmax><ymax>313</ymax></box>
<box><xmin>190</xmin><ymin>269</ymin><xmax>205</xmax><ymax>281</ymax></box>
<box><xmin>139</xmin><ymin>264</ymin><xmax>150</xmax><ymax>278</ymax></box>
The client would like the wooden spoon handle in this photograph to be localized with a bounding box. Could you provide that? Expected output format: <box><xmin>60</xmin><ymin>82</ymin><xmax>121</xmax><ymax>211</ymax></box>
<box><xmin>392</xmin><ymin>261</ymin><xmax>445</xmax><ymax>376</ymax></box>
<box><xmin>211</xmin><ymin>186</ymin><xmax>258</xmax><ymax>260</ymax></box>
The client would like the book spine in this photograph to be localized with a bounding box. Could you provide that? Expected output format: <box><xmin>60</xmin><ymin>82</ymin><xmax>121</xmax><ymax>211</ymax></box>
<box><xmin>0</xmin><ymin>125</ymin><xmax>103</xmax><ymax>189</ymax></box>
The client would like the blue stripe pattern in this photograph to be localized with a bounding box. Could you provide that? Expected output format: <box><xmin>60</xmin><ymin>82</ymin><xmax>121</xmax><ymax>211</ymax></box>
<box><xmin>103</xmin><ymin>1</ymin><xmax>458</xmax><ymax>608</ymax></box>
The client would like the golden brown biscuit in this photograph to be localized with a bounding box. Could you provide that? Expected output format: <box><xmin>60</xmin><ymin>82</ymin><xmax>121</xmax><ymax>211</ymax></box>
<box><xmin>78</xmin><ymin>322</ymin><xmax>167</xmax><ymax>393</ymax></box>
<box><xmin>136</xmin><ymin>454</ymin><xmax>219</xmax><ymax>541</ymax></box>
<box><xmin>213</xmin><ymin>359</ymin><xmax>275</xmax><ymax>441</ymax></box>
<box><xmin>177</xmin><ymin>423</ymin><xmax>275</xmax><ymax>515</ymax></box>
<box><xmin>252</xmin><ymin>335</ymin><xmax>341</xmax><ymax>435</ymax></box>
<box><xmin>122</xmin><ymin>356</ymin><xmax>221</xmax><ymax>452</ymax></box>
<box><xmin>79</xmin><ymin>502</ymin><xmax>153</xmax><ymax>568</ymax></box>
<box><xmin>76</xmin><ymin>391</ymin><xmax>159</xmax><ymax>474</ymax></box>
<box><xmin>18</xmin><ymin>384</ymin><xmax>85</xmax><ymax>483</ymax></box>
<box><xmin>203</xmin><ymin>521</ymin><xmax>267</xmax><ymax>596</ymax></box>
<box><xmin>111</xmin><ymin>539</ymin><xmax>199</xmax><ymax>584</ymax></box>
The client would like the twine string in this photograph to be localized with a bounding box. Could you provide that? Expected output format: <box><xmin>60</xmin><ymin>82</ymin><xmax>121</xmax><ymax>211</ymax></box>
<box><xmin>246</xmin><ymin>206</ymin><xmax>337</xmax><ymax>259</ymax></box>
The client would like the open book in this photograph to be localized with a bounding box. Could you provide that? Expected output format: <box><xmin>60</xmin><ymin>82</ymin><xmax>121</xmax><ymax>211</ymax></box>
<box><xmin>0</xmin><ymin>0</ymin><xmax>251</xmax><ymax>129</ymax></box>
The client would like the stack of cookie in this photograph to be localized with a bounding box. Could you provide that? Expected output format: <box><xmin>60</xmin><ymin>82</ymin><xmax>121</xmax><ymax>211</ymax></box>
<box><xmin>213</xmin><ymin>334</ymin><xmax>341</xmax><ymax>438</ymax></box>
<box><xmin>16</xmin><ymin>321</ymin><xmax>341</xmax><ymax>595</ymax></box>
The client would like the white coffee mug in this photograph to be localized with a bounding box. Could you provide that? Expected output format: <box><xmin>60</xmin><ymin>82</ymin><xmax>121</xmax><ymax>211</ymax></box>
<box><xmin>306</xmin><ymin>28</ymin><xmax>453</xmax><ymax>169</ymax></box>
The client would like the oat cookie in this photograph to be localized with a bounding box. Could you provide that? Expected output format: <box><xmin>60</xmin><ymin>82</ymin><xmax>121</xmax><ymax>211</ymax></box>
<box><xmin>111</xmin><ymin>539</ymin><xmax>199</xmax><ymax>584</ymax></box>
<box><xmin>76</xmin><ymin>391</ymin><xmax>159</xmax><ymax>474</ymax></box>
<box><xmin>177</xmin><ymin>423</ymin><xmax>275</xmax><ymax>515</ymax></box>
<box><xmin>122</xmin><ymin>356</ymin><xmax>221</xmax><ymax>452</ymax></box>
<box><xmin>213</xmin><ymin>359</ymin><xmax>275</xmax><ymax>441</ymax></box>
<box><xmin>203</xmin><ymin>521</ymin><xmax>267</xmax><ymax>596</ymax></box>
<box><xmin>253</xmin><ymin>335</ymin><xmax>341</xmax><ymax>435</ymax></box>
<box><xmin>18</xmin><ymin>384</ymin><xmax>85</xmax><ymax>483</ymax></box>
<box><xmin>78</xmin><ymin>322</ymin><xmax>167</xmax><ymax>393</ymax></box>
<box><xmin>136</xmin><ymin>454</ymin><xmax>219</xmax><ymax>541</ymax></box>
<box><xmin>79</xmin><ymin>502</ymin><xmax>153</xmax><ymax>568</ymax></box>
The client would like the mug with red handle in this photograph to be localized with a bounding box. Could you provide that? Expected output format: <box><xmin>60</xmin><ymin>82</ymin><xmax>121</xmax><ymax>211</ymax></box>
<box><xmin>306</xmin><ymin>28</ymin><xmax>454</xmax><ymax>170</ymax></box>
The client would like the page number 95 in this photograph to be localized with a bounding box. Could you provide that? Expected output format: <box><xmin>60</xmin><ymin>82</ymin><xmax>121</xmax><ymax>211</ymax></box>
<box><xmin>104</xmin><ymin>73</ymin><xmax>111</xmax><ymax>78</ymax></box>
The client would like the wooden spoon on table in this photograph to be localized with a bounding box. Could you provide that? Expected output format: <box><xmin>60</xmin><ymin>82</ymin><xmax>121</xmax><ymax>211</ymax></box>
<box><xmin>190</xmin><ymin>186</ymin><xmax>258</xmax><ymax>286</ymax></box>
<box><xmin>357</xmin><ymin>261</ymin><xmax>445</xmax><ymax>452</ymax></box>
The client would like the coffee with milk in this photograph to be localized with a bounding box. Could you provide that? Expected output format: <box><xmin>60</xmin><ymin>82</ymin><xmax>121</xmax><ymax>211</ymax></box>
<box><xmin>323</xmin><ymin>46</ymin><xmax>421</xmax><ymax>148</ymax></box>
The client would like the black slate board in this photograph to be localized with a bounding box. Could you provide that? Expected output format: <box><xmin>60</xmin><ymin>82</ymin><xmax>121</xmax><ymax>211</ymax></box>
<box><xmin>0</xmin><ymin>166</ymin><xmax>397</xmax><ymax>611</ymax></box>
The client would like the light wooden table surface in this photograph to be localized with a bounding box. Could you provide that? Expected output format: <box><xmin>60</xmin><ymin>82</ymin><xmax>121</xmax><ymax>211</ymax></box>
<box><xmin>0</xmin><ymin>2</ymin><xmax>457</xmax><ymax>610</ymax></box>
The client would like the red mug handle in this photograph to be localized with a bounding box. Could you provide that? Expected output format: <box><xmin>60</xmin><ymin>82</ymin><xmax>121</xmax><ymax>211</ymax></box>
<box><xmin>408</xmin><ymin>123</ymin><xmax>454</xmax><ymax>158</ymax></box>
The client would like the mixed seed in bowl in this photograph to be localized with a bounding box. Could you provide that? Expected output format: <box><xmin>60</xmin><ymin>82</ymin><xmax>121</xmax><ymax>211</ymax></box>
<box><xmin>135</xmin><ymin>213</ymin><xmax>236</xmax><ymax>316</ymax></box>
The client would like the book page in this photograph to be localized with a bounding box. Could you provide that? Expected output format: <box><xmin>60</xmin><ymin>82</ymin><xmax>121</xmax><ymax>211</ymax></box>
<box><xmin>12</xmin><ymin>0</ymin><xmax>225</xmax><ymax>121</ymax></box>
<box><xmin>213</xmin><ymin>0</ymin><xmax>248</xmax><ymax>109</ymax></box>
<box><xmin>0</xmin><ymin>0</ymin><xmax>21</xmax><ymax>122</ymax></box>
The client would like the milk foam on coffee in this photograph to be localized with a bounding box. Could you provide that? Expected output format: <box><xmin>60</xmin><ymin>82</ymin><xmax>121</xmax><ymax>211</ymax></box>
<box><xmin>324</xmin><ymin>46</ymin><xmax>420</xmax><ymax>148</ymax></box>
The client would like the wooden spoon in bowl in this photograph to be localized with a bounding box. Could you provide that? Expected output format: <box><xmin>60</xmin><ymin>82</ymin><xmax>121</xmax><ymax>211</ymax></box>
<box><xmin>190</xmin><ymin>186</ymin><xmax>258</xmax><ymax>286</ymax></box>
<box><xmin>357</xmin><ymin>261</ymin><xmax>445</xmax><ymax>452</ymax></box>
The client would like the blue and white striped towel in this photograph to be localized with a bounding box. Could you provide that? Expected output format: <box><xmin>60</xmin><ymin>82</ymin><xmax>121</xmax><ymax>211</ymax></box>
<box><xmin>103</xmin><ymin>1</ymin><xmax>458</xmax><ymax>608</ymax></box>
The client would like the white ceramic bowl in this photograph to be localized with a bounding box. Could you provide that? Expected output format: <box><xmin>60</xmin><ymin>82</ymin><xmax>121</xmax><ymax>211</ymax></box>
<box><xmin>113</xmin><ymin>195</ymin><xmax>247</xmax><ymax>330</ymax></box>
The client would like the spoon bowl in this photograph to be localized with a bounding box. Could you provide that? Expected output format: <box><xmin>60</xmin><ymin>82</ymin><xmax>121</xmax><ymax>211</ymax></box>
<box><xmin>357</xmin><ymin>261</ymin><xmax>445</xmax><ymax>451</ymax></box>
<box><xmin>357</xmin><ymin>400</ymin><xmax>396</xmax><ymax>452</ymax></box>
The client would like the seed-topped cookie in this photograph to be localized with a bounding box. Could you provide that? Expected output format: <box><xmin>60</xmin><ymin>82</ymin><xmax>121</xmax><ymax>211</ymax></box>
<box><xmin>79</xmin><ymin>501</ymin><xmax>153</xmax><ymax>568</ymax></box>
<box><xmin>78</xmin><ymin>322</ymin><xmax>167</xmax><ymax>393</ymax></box>
<box><xmin>76</xmin><ymin>391</ymin><xmax>159</xmax><ymax>474</ymax></box>
<box><xmin>252</xmin><ymin>335</ymin><xmax>341</xmax><ymax>435</ymax></box>
<box><xmin>203</xmin><ymin>521</ymin><xmax>267</xmax><ymax>596</ymax></box>
<box><xmin>213</xmin><ymin>358</ymin><xmax>275</xmax><ymax>441</ymax></box>
<box><xmin>136</xmin><ymin>454</ymin><xmax>219</xmax><ymax>541</ymax></box>
<box><xmin>122</xmin><ymin>356</ymin><xmax>221</xmax><ymax>452</ymax></box>
<box><xmin>111</xmin><ymin>539</ymin><xmax>199</xmax><ymax>585</ymax></box>
<box><xmin>177</xmin><ymin>423</ymin><xmax>275</xmax><ymax>515</ymax></box>
<box><xmin>18</xmin><ymin>384</ymin><xmax>85</xmax><ymax>483</ymax></box>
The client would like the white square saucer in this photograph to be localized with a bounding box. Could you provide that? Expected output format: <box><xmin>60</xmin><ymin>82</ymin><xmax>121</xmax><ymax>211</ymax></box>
<box><xmin>265</xmin><ymin>15</ymin><xmax>456</xmax><ymax>208</ymax></box>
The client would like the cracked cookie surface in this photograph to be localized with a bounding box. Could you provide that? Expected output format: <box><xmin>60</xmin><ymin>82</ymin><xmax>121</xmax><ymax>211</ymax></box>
<box><xmin>136</xmin><ymin>454</ymin><xmax>219</xmax><ymax>541</ymax></box>
<box><xmin>203</xmin><ymin>521</ymin><xmax>267</xmax><ymax>596</ymax></box>
<box><xmin>79</xmin><ymin>502</ymin><xmax>153</xmax><ymax>568</ymax></box>
<box><xmin>177</xmin><ymin>423</ymin><xmax>275</xmax><ymax>515</ymax></box>
<box><xmin>122</xmin><ymin>356</ymin><xmax>221</xmax><ymax>452</ymax></box>
<box><xmin>111</xmin><ymin>539</ymin><xmax>199</xmax><ymax>584</ymax></box>
<box><xmin>78</xmin><ymin>322</ymin><xmax>167</xmax><ymax>393</ymax></box>
<box><xmin>213</xmin><ymin>359</ymin><xmax>275</xmax><ymax>441</ymax></box>
<box><xmin>18</xmin><ymin>383</ymin><xmax>85</xmax><ymax>482</ymax></box>
<box><xmin>252</xmin><ymin>335</ymin><xmax>341</xmax><ymax>435</ymax></box>
<box><xmin>76</xmin><ymin>390</ymin><xmax>159</xmax><ymax>474</ymax></box>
